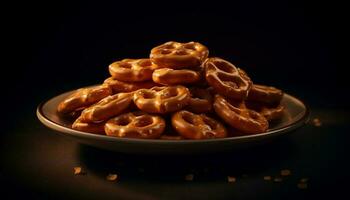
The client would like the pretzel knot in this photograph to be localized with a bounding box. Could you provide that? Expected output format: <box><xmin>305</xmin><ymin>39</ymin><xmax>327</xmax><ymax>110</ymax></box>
<box><xmin>109</xmin><ymin>59</ymin><xmax>159</xmax><ymax>82</ymax></box>
<box><xmin>213</xmin><ymin>95</ymin><xmax>268</xmax><ymax>134</ymax></box>
<box><xmin>72</xmin><ymin>116</ymin><xmax>106</xmax><ymax>134</ymax></box>
<box><xmin>204</xmin><ymin>57</ymin><xmax>252</xmax><ymax>100</ymax></box>
<box><xmin>152</xmin><ymin>68</ymin><xmax>201</xmax><ymax>85</ymax></box>
<box><xmin>171</xmin><ymin>110</ymin><xmax>227</xmax><ymax>139</ymax></box>
<box><xmin>104</xmin><ymin>77</ymin><xmax>158</xmax><ymax>93</ymax></box>
<box><xmin>150</xmin><ymin>41</ymin><xmax>209</xmax><ymax>68</ymax></box>
<box><xmin>186</xmin><ymin>88</ymin><xmax>213</xmax><ymax>113</ymax></box>
<box><xmin>247</xmin><ymin>84</ymin><xmax>284</xmax><ymax>105</ymax></box>
<box><xmin>105</xmin><ymin>111</ymin><xmax>166</xmax><ymax>139</ymax></box>
<box><xmin>80</xmin><ymin>92</ymin><xmax>134</xmax><ymax>123</ymax></box>
<box><xmin>57</xmin><ymin>84</ymin><xmax>112</xmax><ymax>114</ymax></box>
<box><xmin>133</xmin><ymin>86</ymin><xmax>190</xmax><ymax>114</ymax></box>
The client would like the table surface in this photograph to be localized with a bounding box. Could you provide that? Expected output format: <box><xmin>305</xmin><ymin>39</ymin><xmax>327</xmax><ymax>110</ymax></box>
<box><xmin>1</xmin><ymin>102</ymin><xmax>349</xmax><ymax>199</ymax></box>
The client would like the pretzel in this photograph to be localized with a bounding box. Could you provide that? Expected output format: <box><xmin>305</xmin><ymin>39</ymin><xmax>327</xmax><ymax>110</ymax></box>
<box><xmin>109</xmin><ymin>59</ymin><xmax>159</xmax><ymax>82</ymax></box>
<box><xmin>72</xmin><ymin>116</ymin><xmax>105</xmax><ymax>134</ymax></box>
<box><xmin>104</xmin><ymin>77</ymin><xmax>158</xmax><ymax>93</ymax></box>
<box><xmin>150</xmin><ymin>41</ymin><xmax>209</xmax><ymax>69</ymax></box>
<box><xmin>133</xmin><ymin>86</ymin><xmax>190</xmax><ymax>114</ymax></box>
<box><xmin>171</xmin><ymin>110</ymin><xmax>227</xmax><ymax>139</ymax></box>
<box><xmin>213</xmin><ymin>95</ymin><xmax>268</xmax><ymax>134</ymax></box>
<box><xmin>247</xmin><ymin>84</ymin><xmax>284</xmax><ymax>105</ymax></box>
<box><xmin>186</xmin><ymin>88</ymin><xmax>213</xmax><ymax>113</ymax></box>
<box><xmin>152</xmin><ymin>68</ymin><xmax>201</xmax><ymax>85</ymax></box>
<box><xmin>80</xmin><ymin>92</ymin><xmax>134</xmax><ymax>123</ymax></box>
<box><xmin>57</xmin><ymin>84</ymin><xmax>112</xmax><ymax>114</ymax></box>
<box><xmin>246</xmin><ymin>102</ymin><xmax>285</xmax><ymax>121</ymax></box>
<box><xmin>105</xmin><ymin>111</ymin><xmax>165</xmax><ymax>139</ymax></box>
<box><xmin>204</xmin><ymin>57</ymin><xmax>252</xmax><ymax>100</ymax></box>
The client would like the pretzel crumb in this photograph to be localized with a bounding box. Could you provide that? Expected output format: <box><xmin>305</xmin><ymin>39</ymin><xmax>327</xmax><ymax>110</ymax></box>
<box><xmin>312</xmin><ymin>118</ymin><xmax>322</xmax><ymax>127</ymax></box>
<box><xmin>73</xmin><ymin>167</ymin><xmax>86</xmax><ymax>175</ymax></box>
<box><xmin>274</xmin><ymin>177</ymin><xmax>283</xmax><ymax>182</ymax></box>
<box><xmin>263</xmin><ymin>176</ymin><xmax>272</xmax><ymax>181</ymax></box>
<box><xmin>227</xmin><ymin>176</ymin><xmax>236</xmax><ymax>183</ymax></box>
<box><xmin>106</xmin><ymin>174</ymin><xmax>118</xmax><ymax>181</ymax></box>
<box><xmin>297</xmin><ymin>182</ymin><xmax>308</xmax><ymax>189</ymax></box>
<box><xmin>185</xmin><ymin>174</ymin><xmax>194</xmax><ymax>181</ymax></box>
<box><xmin>280</xmin><ymin>169</ymin><xmax>291</xmax><ymax>176</ymax></box>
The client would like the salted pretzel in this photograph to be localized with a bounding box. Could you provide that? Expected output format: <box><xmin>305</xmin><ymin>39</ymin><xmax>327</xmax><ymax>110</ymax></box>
<box><xmin>105</xmin><ymin>111</ymin><xmax>166</xmax><ymax>139</ymax></box>
<box><xmin>150</xmin><ymin>41</ymin><xmax>209</xmax><ymax>68</ymax></box>
<box><xmin>133</xmin><ymin>86</ymin><xmax>190</xmax><ymax>114</ymax></box>
<box><xmin>213</xmin><ymin>95</ymin><xmax>268</xmax><ymax>134</ymax></box>
<box><xmin>57</xmin><ymin>84</ymin><xmax>112</xmax><ymax>114</ymax></box>
<box><xmin>109</xmin><ymin>59</ymin><xmax>159</xmax><ymax>82</ymax></box>
<box><xmin>72</xmin><ymin>116</ymin><xmax>105</xmax><ymax>134</ymax></box>
<box><xmin>186</xmin><ymin>88</ymin><xmax>213</xmax><ymax>113</ymax></box>
<box><xmin>247</xmin><ymin>84</ymin><xmax>283</xmax><ymax>105</ymax></box>
<box><xmin>246</xmin><ymin>102</ymin><xmax>285</xmax><ymax>121</ymax></box>
<box><xmin>104</xmin><ymin>77</ymin><xmax>158</xmax><ymax>93</ymax></box>
<box><xmin>80</xmin><ymin>92</ymin><xmax>134</xmax><ymax>123</ymax></box>
<box><xmin>171</xmin><ymin>110</ymin><xmax>227</xmax><ymax>139</ymax></box>
<box><xmin>152</xmin><ymin>68</ymin><xmax>201</xmax><ymax>85</ymax></box>
<box><xmin>204</xmin><ymin>57</ymin><xmax>252</xmax><ymax>100</ymax></box>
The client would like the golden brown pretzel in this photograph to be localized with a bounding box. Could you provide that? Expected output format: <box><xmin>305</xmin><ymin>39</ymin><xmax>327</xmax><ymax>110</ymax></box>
<box><xmin>186</xmin><ymin>88</ymin><xmax>213</xmax><ymax>113</ymax></box>
<box><xmin>109</xmin><ymin>59</ymin><xmax>160</xmax><ymax>82</ymax></box>
<box><xmin>171</xmin><ymin>110</ymin><xmax>227</xmax><ymax>139</ymax></box>
<box><xmin>247</xmin><ymin>84</ymin><xmax>284</xmax><ymax>105</ymax></box>
<box><xmin>57</xmin><ymin>84</ymin><xmax>112</xmax><ymax>114</ymax></box>
<box><xmin>213</xmin><ymin>95</ymin><xmax>268</xmax><ymax>134</ymax></box>
<box><xmin>104</xmin><ymin>77</ymin><xmax>158</xmax><ymax>93</ymax></box>
<box><xmin>72</xmin><ymin>116</ymin><xmax>105</xmax><ymax>134</ymax></box>
<box><xmin>150</xmin><ymin>41</ymin><xmax>209</xmax><ymax>68</ymax></box>
<box><xmin>152</xmin><ymin>68</ymin><xmax>201</xmax><ymax>85</ymax></box>
<box><xmin>246</xmin><ymin>101</ymin><xmax>285</xmax><ymax>121</ymax></box>
<box><xmin>134</xmin><ymin>86</ymin><xmax>191</xmax><ymax>114</ymax></box>
<box><xmin>204</xmin><ymin>57</ymin><xmax>252</xmax><ymax>100</ymax></box>
<box><xmin>80</xmin><ymin>92</ymin><xmax>134</xmax><ymax>123</ymax></box>
<box><xmin>105</xmin><ymin>111</ymin><xmax>165</xmax><ymax>139</ymax></box>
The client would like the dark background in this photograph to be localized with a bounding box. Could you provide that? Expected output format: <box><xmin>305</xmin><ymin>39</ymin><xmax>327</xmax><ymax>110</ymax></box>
<box><xmin>1</xmin><ymin>0</ymin><xmax>349</xmax><ymax>199</ymax></box>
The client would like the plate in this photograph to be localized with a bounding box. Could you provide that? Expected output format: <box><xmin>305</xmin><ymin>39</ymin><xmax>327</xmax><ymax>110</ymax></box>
<box><xmin>36</xmin><ymin>87</ymin><xmax>309</xmax><ymax>154</ymax></box>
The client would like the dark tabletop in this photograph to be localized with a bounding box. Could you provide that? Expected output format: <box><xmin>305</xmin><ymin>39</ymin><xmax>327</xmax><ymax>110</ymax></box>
<box><xmin>2</xmin><ymin>1</ymin><xmax>348</xmax><ymax>199</ymax></box>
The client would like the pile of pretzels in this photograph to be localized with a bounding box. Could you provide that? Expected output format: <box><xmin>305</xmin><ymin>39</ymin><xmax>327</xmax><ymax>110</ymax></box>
<box><xmin>57</xmin><ymin>41</ymin><xmax>284</xmax><ymax>140</ymax></box>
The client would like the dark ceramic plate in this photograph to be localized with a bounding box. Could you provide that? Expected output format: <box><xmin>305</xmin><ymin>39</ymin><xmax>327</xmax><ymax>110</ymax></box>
<box><xmin>37</xmin><ymin>87</ymin><xmax>309</xmax><ymax>154</ymax></box>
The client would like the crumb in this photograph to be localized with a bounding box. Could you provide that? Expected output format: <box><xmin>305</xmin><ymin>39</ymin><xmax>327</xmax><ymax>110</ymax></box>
<box><xmin>185</xmin><ymin>174</ymin><xmax>194</xmax><ymax>181</ymax></box>
<box><xmin>73</xmin><ymin>167</ymin><xmax>86</xmax><ymax>175</ymax></box>
<box><xmin>274</xmin><ymin>177</ymin><xmax>283</xmax><ymax>182</ymax></box>
<box><xmin>300</xmin><ymin>178</ymin><xmax>309</xmax><ymax>183</ymax></box>
<box><xmin>312</xmin><ymin>118</ymin><xmax>322</xmax><ymax>127</ymax></box>
<box><xmin>227</xmin><ymin>176</ymin><xmax>236</xmax><ymax>183</ymax></box>
<box><xmin>263</xmin><ymin>176</ymin><xmax>272</xmax><ymax>181</ymax></box>
<box><xmin>281</xmin><ymin>169</ymin><xmax>291</xmax><ymax>176</ymax></box>
<box><xmin>297</xmin><ymin>182</ymin><xmax>308</xmax><ymax>189</ymax></box>
<box><xmin>106</xmin><ymin>174</ymin><xmax>118</xmax><ymax>181</ymax></box>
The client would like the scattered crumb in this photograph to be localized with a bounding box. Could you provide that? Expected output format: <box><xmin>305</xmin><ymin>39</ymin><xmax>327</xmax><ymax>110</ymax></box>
<box><xmin>281</xmin><ymin>169</ymin><xmax>291</xmax><ymax>176</ymax></box>
<box><xmin>106</xmin><ymin>174</ymin><xmax>118</xmax><ymax>181</ymax></box>
<box><xmin>73</xmin><ymin>167</ymin><xmax>86</xmax><ymax>175</ymax></box>
<box><xmin>227</xmin><ymin>176</ymin><xmax>236</xmax><ymax>183</ymax></box>
<box><xmin>312</xmin><ymin>118</ymin><xmax>322</xmax><ymax>127</ymax></box>
<box><xmin>185</xmin><ymin>174</ymin><xmax>194</xmax><ymax>181</ymax></box>
<box><xmin>300</xmin><ymin>178</ymin><xmax>309</xmax><ymax>183</ymax></box>
<box><xmin>263</xmin><ymin>176</ymin><xmax>272</xmax><ymax>181</ymax></box>
<box><xmin>274</xmin><ymin>177</ymin><xmax>283</xmax><ymax>182</ymax></box>
<box><xmin>297</xmin><ymin>182</ymin><xmax>308</xmax><ymax>189</ymax></box>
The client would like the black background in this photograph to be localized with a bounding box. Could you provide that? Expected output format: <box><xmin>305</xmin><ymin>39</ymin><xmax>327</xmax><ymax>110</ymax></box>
<box><xmin>1</xmin><ymin>0</ymin><xmax>349</xmax><ymax>199</ymax></box>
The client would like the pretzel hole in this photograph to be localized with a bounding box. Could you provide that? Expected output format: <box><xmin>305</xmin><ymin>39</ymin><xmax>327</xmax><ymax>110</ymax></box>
<box><xmin>160</xmin><ymin>88</ymin><xmax>178</xmax><ymax>99</ymax></box>
<box><xmin>138</xmin><ymin>59</ymin><xmax>152</xmax><ymax>67</ymax></box>
<box><xmin>160</xmin><ymin>49</ymin><xmax>172</xmax><ymax>55</ymax></box>
<box><xmin>119</xmin><ymin>62</ymin><xmax>132</xmax><ymax>68</ymax></box>
<box><xmin>116</xmin><ymin>117</ymin><xmax>132</xmax><ymax>126</ymax></box>
<box><xmin>174</xmin><ymin>49</ymin><xmax>188</xmax><ymax>55</ymax></box>
<box><xmin>183</xmin><ymin>43</ymin><xmax>196</xmax><ymax>50</ymax></box>
<box><xmin>182</xmin><ymin>113</ymin><xmax>196</xmax><ymax>125</ymax></box>
<box><xmin>142</xmin><ymin>91</ymin><xmax>156</xmax><ymax>99</ymax></box>
<box><xmin>202</xmin><ymin>118</ymin><xmax>216</xmax><ymax>130</ymax></box>
<box><xmin>134</xmin><ymin>116</ymin><xmax>153</xmax><ymax>127</ymax></box>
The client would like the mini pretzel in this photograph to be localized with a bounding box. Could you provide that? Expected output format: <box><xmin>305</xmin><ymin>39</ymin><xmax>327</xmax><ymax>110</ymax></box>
<box><xmin>204</xmin><ymin>57</ymin><xmax>252</xmax><ymax>100</ymax></box>
<box><xmin>80</xmin><ymin>92</ymin><xmax>134</xmax><ymax>123</ymax></box>
<box><xmin>171</xmin><ymin>110</ymin><xmax>227</xmax><ymax>139</ymax></box>
<box><xmin>247</xmin><ymin>84</ymin><xmax>284</xmax><ymax>105</ymax></box>
<box><xmin>150</xmin><ymin>41</ymin><xmax>209</xmax><ymax>68</ymax></box>
<box><xmin>72</xmin><ymin>116</ymin><xmax>105</xmax><ymax>134</ymax></box>
<box><xmin>57</xmin><ymin>84</ymin><xmax>112</xmax><ymax>114</ymax></box>
<box><xmin>213</xmin><ymin>95</ymin><xmax>268</xmax><ymax>134</ymax></box>
<box><xmin>104</xmin><ymin>77</ymin><xmax>158</xmax><ymax>93</ymax></box>
<box><xmin>133</xmin><ymin>86</ymin><xmax>190</xmax><ymax>114</ymax></box>
<box><xmin>109</xmin><ymin>59</ymin><xmax>159</xmax><ymax>82</ymax></box>
<box><xmin>105</xmin><ymin>111</ymin><xmax>166</xmax><ymax>139</ymax></box>
<box><xmin>246</xmin><ymin>102</ymin><xmax>285</xmax><ymax>121</ymax></box>
<box><xmin>186</xmin><ymin>88</ymin><xmax>213</xmax><ymax>113</ymax></box>
<box><xmin>152</xmin><ymin>68</ymin><xmax>201</xmax><ymax>85</ymax></box>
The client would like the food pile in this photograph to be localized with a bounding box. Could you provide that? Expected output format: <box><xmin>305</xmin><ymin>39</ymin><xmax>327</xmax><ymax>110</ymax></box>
<box><xmin>57</xmin><ymin>41</ymin><xmax>284</xmax><ymax>140</ymax></box>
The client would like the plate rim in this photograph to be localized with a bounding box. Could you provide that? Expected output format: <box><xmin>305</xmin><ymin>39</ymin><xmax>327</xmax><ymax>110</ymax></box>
<box><xmin>36</xmin><ymin>89</ymin><xmax>310</xmax><ymax>144</ymax></box>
